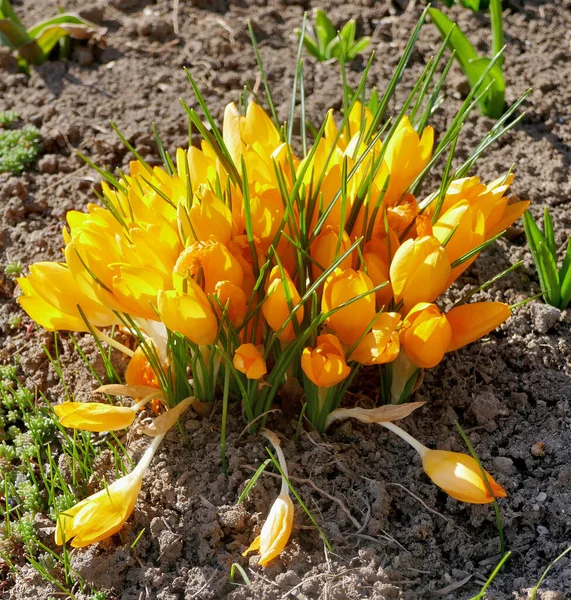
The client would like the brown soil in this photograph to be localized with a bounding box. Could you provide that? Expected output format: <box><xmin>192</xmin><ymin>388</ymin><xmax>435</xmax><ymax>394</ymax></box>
<box><xmin>1</xmin><ymin>0</ymin><xmax>571</xmax><ymax>599</ymax></box>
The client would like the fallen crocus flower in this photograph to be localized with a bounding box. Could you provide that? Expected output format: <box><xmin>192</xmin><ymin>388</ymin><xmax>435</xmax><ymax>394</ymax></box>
<box><xmin>55</xmin><ymin>434</ymin><xmax>163</xmax><ymax>547</ymax></box>
<box><xmin>243</xmin><ymin>429</ymin><xmax>294</xmax><ymax>566</ymax></box>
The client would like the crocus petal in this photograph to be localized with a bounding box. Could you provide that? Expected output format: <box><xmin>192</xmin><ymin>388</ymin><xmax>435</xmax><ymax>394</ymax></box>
<box><xmin>54</xmin><ymin>402</ymin><xmax>136</xmax><ymax>432</ymax></box>
<box><xmin>422</xmin><ymin>450</ymin><xmax>507</xmax><ymax>504</ymax></box>
<box><xmin>446</xmin><ymin>302</ymin><xmax>511</xmax><ymax>352</ymax></box>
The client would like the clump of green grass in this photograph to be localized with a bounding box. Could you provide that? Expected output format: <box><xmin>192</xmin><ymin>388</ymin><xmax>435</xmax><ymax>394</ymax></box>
<box><xmin>0</xmin><ymin>111</ymin><xmax>40</xmax><ymax>175</ymax></box>
<box><xmin>0</xmin><ymin>350</ymin><xmax>119</xmax><ymax>597</ymax></box>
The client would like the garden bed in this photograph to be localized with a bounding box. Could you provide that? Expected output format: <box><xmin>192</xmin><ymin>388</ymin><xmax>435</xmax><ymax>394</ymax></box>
<box><xmin>1</xmin><ymin>0</ymin><xmax>570</xmax><ymax>598</ymax></box>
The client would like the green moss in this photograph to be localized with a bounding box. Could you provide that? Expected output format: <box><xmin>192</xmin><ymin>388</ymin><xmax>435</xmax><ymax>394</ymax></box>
<box><xmin>0</xmin><ymin>115</ymin><xmax>40</xmax><ymax>174</ymax></box>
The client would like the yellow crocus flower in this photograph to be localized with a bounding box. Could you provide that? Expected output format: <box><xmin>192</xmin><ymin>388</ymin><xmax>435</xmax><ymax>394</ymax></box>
<box><xmin>157</xmin><ymin>285</ymin><xmax>218</xmax><ymax>346</ymax></box>
<box><xmin>262</xmin><ymin>266</ymin><xmax>303</xmax><ymax>343</ymax></box>
<box><xmin>446</xmin><ymin>302</ymin><xmax>511</xmax><ymax>352</ymax></box>
<box><xmin>379</xmin><ymin>422</ymin><xmax>507</xmax><ymax>504</ymax></box>
<box><xmin>17</xmin><ymin>262</ymin><xmax>118</xmax><ymax>332</ymax></box>
<box><xmin>390</xmin><ymin>236</ymin><xmax>450</xmax><ymax>313</ymax></box>
<box><xmin>400</xmin><ymin>302</ymin><xmax>452</xmax><ymax>369</ymax></box>
<box><xmin>244</xmin><ymin>430</ymin><xmax>294</xmax><ymax>566</ymax></box>
<box><xmin>351</xmin><ymin>312</ymin><xmax>401</xmax><ymax>365</ymax></box>
<box><xmin>233</xmin><ymin>343</ymin><xmax>267</xmax><ymax>379</ymax></box>
<box><xmin>322</xmin><ymin>268</ymin><xmax>376</xmax><ymax>345</ymax></box>
<box><xmin>301</xmin><ymin>334</ymin><xmax>350</xmax><ymax>388</ymax></box>
<box><xmin>56</xmin><ymin>434</ymin><xmax>163</xmax><ymax>547</ymax></box>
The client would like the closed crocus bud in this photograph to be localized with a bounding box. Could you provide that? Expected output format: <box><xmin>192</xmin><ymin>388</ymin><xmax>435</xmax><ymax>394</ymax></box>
<box><xmin>125</xmin><ymin>346</ymin><xmax>161</xmax><ymax>389</ymax></box>
<box><xmin>390</xmin><ymin>236</ymin><xmax>451</xmax><ymax>313</ymax></box>
<box><xmin>352</xmin><ymin>312</ymin><xmax>401</xmax><ymax>365</ymax></box>
<box><xmin>17</xmin><ymin>262</ymin><xmax>118</xmax><ymax>332</ymax></box>
<box><xmin>157</xmin><ymin>284</ymin><xmax>218</xmax><ymax>346</ymax></box>
<box><xmin>54</xmin><ymin>402</ymin><xmax>137</xmax><ymax>433</ymax></box>
<box><xmin>262</xmin><ymin>266</ymin><xmax>303</xmax><ymax>343</ymax></box>
<box><xmin>322</xmin><ymin>269</ymin><xmax>376</xmax><ymax>345</ymax></box>
<box><xmin>214</xmin><ymin>280</ymin><xmax>247</xmax><ymax>327</ymax></box>
<box><xmin>310</xmin><ymin>225</ymin><xmax>352</xmax><ymax>279</ymax></box>
<box><xmin>422</xmin><ymin>450</ymin><xmax>507</xmax><ymax>504</ymax></box>
<box><xmin>446</xmin><ymin>302</ymin><xmax>511</xmax><ymax>352</ymax></box>
<box><xmin>301</xmin><ymin>334</ymin><xmax>351</xmax><ymax>388</ymax></box>
<box><xmin>234</xmin><ymin>343</ymin><xmax>267</xmax><ymax>379</ymax></box>
<box><xmin>248</xmin><ymin>183</ymin><xmax>286</xmax><ymax>250</ymax></box>
<box><xmin>401</xmin><ymin>303</ymin><xmax>452</xmax><ymax>369</ymax></box>
<box><xmin>432</xmin><ymin>200</ymin><xmax>486</xmax><ymax>286</ymax></box>
<box><xmin>380</xmin><ymin>422</ymin><xmax>507</xmax><ymax>505</ymax></box>
<box><xmin>383</xmin><ymin>117</ymin><xmax>434</xmax><ymax>205</ymax></box>
<box><xmin>56</xmin><ymin>435</ymin><xmax>163</xmax><ymax>547</ymax></box>
<box><xmin>363</xmin><ymin>238</ymin><xmax>394</xmax><ymax>309</ymax></box>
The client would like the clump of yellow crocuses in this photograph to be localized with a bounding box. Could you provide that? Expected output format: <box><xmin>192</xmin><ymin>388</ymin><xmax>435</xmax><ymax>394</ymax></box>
<box><xmin>16</xmin><ymin>12</ymin><xmax>526</xmax><ymax>559</ymax></box>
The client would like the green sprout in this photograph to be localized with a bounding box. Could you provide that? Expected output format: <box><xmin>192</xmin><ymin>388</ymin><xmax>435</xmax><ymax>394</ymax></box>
<box><xmin>0</xmin><ymin>0</ymin><xmax>102</xmax><ymax>72</ymax></box>
<box><xmin>298</xmin><ymin>9</ymin><xmax>370</xmax><ymax>63</ymax></box>
<box><xmin>523</xmin><ymin>208</ymin><xmax>571</xmax><ymax>310</ymax></box>
<box><xmin>428</xmin><ymin>0</ymin><xmax>505</xmax><ymax>118</ymax></box>
<box><xmin>4</xmin><ymin>260</ymin><xmax>23</xmax><ymax>278</ymax></box>
<box><xmin>8</xmin><ymin>314</ymin><xmax>22</xmax><ymax>329</ymax></box>
<box><xmin>0</xmin><ymin>119</ymin><xmax>40</xmax><ymax>174</ymax></box>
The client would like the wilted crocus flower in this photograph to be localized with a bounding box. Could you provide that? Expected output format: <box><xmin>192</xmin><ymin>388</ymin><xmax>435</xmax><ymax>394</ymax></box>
<box><xmin>244</xmin><ymin>429</ymin><xmax>294</xmax><ymax>566</ymax></box>
<box><xmin>56</xmin><ymin>434</ymin><xmax>164</xmax><ymax>547</ymax></box>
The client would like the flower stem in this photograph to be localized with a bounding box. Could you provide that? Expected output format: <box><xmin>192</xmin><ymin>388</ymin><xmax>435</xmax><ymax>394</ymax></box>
<box><xmin>93</xmin><ymin>327</ymin><xmax>135</xmax><ymax>357</ymax></box>
<box><xmin>134</xmin><ymin>433</ymin><xmax>165</xmax><ymax>476</ymax></box>
<box><xmin>379</xmin><ymin>421</ymin><xmax>428</xmax><ymax>457</ymax></box>
<box><xmin>260</xmin><ymin>429</ymin><xmax>289</xmax><ymax>496</ymax></box>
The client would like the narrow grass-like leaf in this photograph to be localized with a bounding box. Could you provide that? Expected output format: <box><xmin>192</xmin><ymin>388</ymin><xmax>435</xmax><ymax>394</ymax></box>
<box><xmin>468</xmin><ymin>551</ymin><xmax>511</xmax><ymax>600</ymax></box>
<box><xmin>266</xmin><ymin>448</ymin><xmax>333</xmax><ymax>552</ymax></box>
<box><xmin>529</xmin><ymin>545</ymin><xmax>571</xmax><ymax>600</ymax></box>
<box><xmin>238</xmin><ymin>459</ymin><xmax>272</xmax><ymax>504</ymax></box>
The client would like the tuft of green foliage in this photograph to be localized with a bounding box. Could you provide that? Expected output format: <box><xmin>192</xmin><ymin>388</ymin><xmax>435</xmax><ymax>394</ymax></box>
<box><xmin>523</xmin><ymin>208</ymin><xmax>571</xmax><ymax>309</ymax></box>
<box><xmin>428</xmin><ymin>0</ymin><xmax>506</xmax><ymax>118</ymax></box>
<box><xmin>0</xmin><ymin>0</ymin><xmax>102</xmax><ymax>72</ymax></box>
<box><xmin>0</xmin><ymin>352</ymin><xmax>121</xmax><ymax>597</ymax></box>
<box><xmin>0</xmin><ymin>112</ymin><xmax>40</xmax><ymax>174</ymax></box>
<box><xmin>298</xmin><ymin>9</ymin><xmax>370</xmax><ymax>63</ymax></box>
<box><xmin>0</xmin><ymin>110</ymin><xmax>18</xmax><ymax>126</ymax></box>
<box><xmin>4</xmin><ymin>260</ymin><xmax>23</xmax><ymax>278</ymax></box>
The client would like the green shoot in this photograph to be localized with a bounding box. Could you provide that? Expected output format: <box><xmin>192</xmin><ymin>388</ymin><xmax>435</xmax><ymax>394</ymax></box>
<box><xmin>298</xmin><ymin>9</ymin><xmax>370</xmax><ymax>63</ymax></box>
<box><xmin>523</xmin><ymin>208</ymin><xmax>571</xmax><ymax>309</ymax></box>
<box><xmin>0</xmin><ymin>0</ymin><xmax>103</xmax><ymax>71</ymax></box>
<box><xmin>529</xmin><ymin>545</ymin><xmax>571</xmax><ymax>600</ymax></box>
<box><xmin>428</xmin><ymin>1</ymin><xmax>506</xmax><ymax>118</ymax></box>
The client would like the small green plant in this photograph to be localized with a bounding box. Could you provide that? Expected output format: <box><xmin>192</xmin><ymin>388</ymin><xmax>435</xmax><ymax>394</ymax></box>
<box><xmin>8</xmin><ymin>315</ymin><xmax>22</xmax><ymax>329</ymax></box>
<box><xmin>0</xmin><ymin>110</ymin><xmax>18</xmax><ymax>127</ymax></box>
<box><xmin>0</xmin><ymin>114</ymin><xmax>40</xmax><ymax>174</ymax></box>
<box><xmin>299</xmin><ymin>9</ymin><xmax>370</xmax><ymax>62</ymax></box>
<box><xmin>428</xmin><ymin>0</ymin><xmax>505</xmax><ymax>118</ymax></box>
<box><xmin>0</xmin><ymin>0</ymin><xmax>102</xmax><ymax>71</ymax></box>
<box><xmin>523</xmin><ymin>208</ymin><xmax>571</xmax><ymax>309</ymax></box>
<box><xmin>4</xmin><ymin>260</ymin><xmax>23</xmax><ymax>278</ymax></box>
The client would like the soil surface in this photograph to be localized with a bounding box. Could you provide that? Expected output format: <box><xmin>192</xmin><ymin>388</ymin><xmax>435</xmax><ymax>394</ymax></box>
<box><xmin>1</xmin><ymin>0</ymin><xmax>571</xmax><ymax>599</ymax></box>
